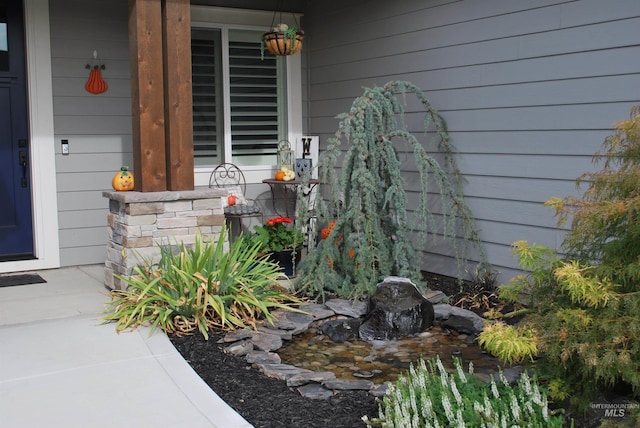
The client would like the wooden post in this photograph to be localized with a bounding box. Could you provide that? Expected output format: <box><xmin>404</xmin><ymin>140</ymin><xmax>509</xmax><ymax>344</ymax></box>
<box><xmin>163</xmin><ymin>0</ymin><xmax>194</xmax><ymax>190</ymax></box>
<box><xmin>129</xmin><ymin>0</ymin><xmax>167</xmax><ymax>192</ymax></box>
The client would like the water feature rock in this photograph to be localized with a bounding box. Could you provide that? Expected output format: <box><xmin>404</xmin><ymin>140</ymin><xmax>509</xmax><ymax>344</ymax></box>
<box><xmin>325</xmin><ymin>299</ymin><xmax>368</xmax><ymax>318</ymax></box>
<box><xmin>424</xmin><ymin>289</ymin><xmax>448</xmax><ymax>304</ymax></box>
<box><xmin>359</xmin><ymin>276</ymin><xmax>434</xmax><ymax>340</ymax></box>
<box><xmin>269</xmin><ymin>310</ymin><xmax>316</xmax><ymax>334</ymax></box>
<box><xmin>224</xmin><ymin>339</ymin><xmax>254</xmax><ymax>356</ymax></box>
<box><xmin>322</xmin><ymin>378</ymin><xmax>374</xmax><ymax>391</ymax></box>
<box><xmin>286</xmin><ymin>371</ymin><xmax>336</xmax><ymax>387</ymax></box>
<box><xmin>296</xmin><ymin>384</ymin><xmax>334</xmax><ymax>399</ymax></box>
<box><xmin>320</xmin><ymin>318</ymin><xmax>362</xmax><ymax>343</ymax></box>
<box><xmin>251</xmin><ymin>331</ymin><xmax>283</xmax><ymax>352</ymax></box>
<box><xmin>433</xmin><ymin>303</ymin><xmax>485</xmax><ymax>335</ymax></box>
<box><xmin>258</xmin><ymin>326</ymin><xmax>293</xmax><ymax>341</ymax></box>
<box><xmin>255</xmin><ymin>363</ymin><xmax>314</xmax><ymax>381</ymax></box>
<box><xmin>246</xmin><ymin>351</ymin><xmax>281</xmax><ymax>365</ymax></box>
<box><xmin>299</xmin><ymin>302</ymin><xmax>336</xmax><ymax>321</ymax></box>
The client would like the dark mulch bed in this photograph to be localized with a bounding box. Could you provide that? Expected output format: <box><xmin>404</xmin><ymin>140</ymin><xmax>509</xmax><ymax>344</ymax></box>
<box><xmin>170</xmin><ymin>332</ymin><xmax>379</xmax><ymax>427</ymax></box>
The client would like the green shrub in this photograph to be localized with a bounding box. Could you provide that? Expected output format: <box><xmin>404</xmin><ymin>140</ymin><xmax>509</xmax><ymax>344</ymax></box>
<box><xmin>103</xmin><ymin>228</ymin><xmax>303</xmax><ymax>339</ymax></box>
<box><xmin>480</xmin><ymin>240</ymin><xmax>640</xmax><ymax>408</ymax></box>
<box><xmin>296</xmin><ymin>81</ymin><xmax>487</xmax><ymax>300</ymax></box>
<box><xmin>363</xmin><ymin>356</ymin><xmax>564</xmax><ymax>427</ymax></box>
<box><xmin>478</xmin><ymin>106</ymin><xmax>640</xmax><ymax>409</ymax></box>
<box><xmin>548</xmin><ymin>105</ymin><xmax>640</xmax><ymax>293</ymax></box>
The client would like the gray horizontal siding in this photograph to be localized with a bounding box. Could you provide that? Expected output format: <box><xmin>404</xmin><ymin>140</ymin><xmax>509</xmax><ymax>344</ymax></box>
<box><xmin>309</xmin><ymin>45</ymin><xmax>640</xmax><ymax>103</ymax></box>
<box><xmin>60</xmin><ymin>245</ymin><xmax>108</xmax><ymax>267</ymax></box>
<box><xmin>309</xmin><ymin>18</ymin><xmax>640</xmax><ymax>83</ymax></box>
<box><xmin>57</xmin><ymin>190</ymin><xmax>115</xmax><ymax>212</ymax></box>
<box><xmin>58</xmin><ymin>227</ymin><xmax>109</xmax><ymax>249</ymax></box>
<box><xmin>406</xmin><ymin>175</ymin><xmax>582</xmax><ymax>204</ymax></box>
<box><xmin>304</xmin><ymin>0</ymin><xmax>640</xmax><ymax>283</ymax></box>
<box><xmin>58</xmin><ymin>209</ymin><xmax>109</xmax><ymax>229</ymax></box>
<box><xmin>50</xmin><ymin>0</ymin><xmax>131</xmax><ymax>266</ymax></box>
<box><xmin>311</xmin><ymin>75</ymin><xmax>640</xmax><ymax>112</ymax></box>
<box><xmin>308</xmin><ymin>1</ymin><xmax>640</xmax><ymax>71</ymax></box>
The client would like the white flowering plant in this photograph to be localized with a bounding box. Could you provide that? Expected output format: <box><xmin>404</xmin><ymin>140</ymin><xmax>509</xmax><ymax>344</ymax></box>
<box><xmin>362</xmin><ymin>355</ymin><xmax>566</xmax><ymax>428</ymax></box>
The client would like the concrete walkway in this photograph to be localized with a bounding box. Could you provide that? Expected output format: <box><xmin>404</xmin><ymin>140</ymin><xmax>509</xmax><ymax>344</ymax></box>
<box><xmin>0</xmin><ymin>265</ymin><xmax>252</xmax><ymax>428</ymax></box>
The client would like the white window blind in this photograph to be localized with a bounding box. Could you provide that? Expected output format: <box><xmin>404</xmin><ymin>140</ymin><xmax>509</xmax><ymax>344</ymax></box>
<box><xmin>192</xmin><ymin>28</ymin><xmax>222</xmax><ymax>165</ymax></box>
<box><xmin>191</xmin><ymin>28</ymin><xmax>283</xmax><ymax>167</ymax></box>
<box><xmin>229</xmin><ymin>30</ymin><xmax>279</xmax><ymax>164</ymax></box>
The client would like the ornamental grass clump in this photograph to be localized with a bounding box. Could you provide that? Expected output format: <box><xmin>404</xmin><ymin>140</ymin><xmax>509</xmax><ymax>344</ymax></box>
<box><xmin>102</xmin><ymin>227</ymin><xmax>303</xmax><ymax>340</ymax></box>
<box><xmin>363</xmin><ymin>356</ymin><xmax>564</xmax><ymax>427</ymax></box>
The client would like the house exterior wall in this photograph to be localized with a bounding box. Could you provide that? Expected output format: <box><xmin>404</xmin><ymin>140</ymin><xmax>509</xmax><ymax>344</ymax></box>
<box><xmin>42</xmin><ymin>0</ymin><xmax>640</xmax><ymax>281</ymax></box>
<box><xmin>303</xmin><ymin>0</ymin><xmax>640</xmax><ymax>282</ymax></box>
<box><xmin>47</xmin><ymin>1</ymin><xmax>304</xmax><ymax>268</ymax></box>
<box><xmin>49</xmin><ymin>0</ymin><xmax>132</xmax><ymax>266</ymax></box>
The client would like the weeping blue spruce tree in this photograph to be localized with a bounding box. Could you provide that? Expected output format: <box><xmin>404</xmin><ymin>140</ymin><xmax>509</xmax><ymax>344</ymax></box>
<box><xmin>296</xmin><ymin>81</ymin><xmax>487</xmax><ymax>300</ymax></box>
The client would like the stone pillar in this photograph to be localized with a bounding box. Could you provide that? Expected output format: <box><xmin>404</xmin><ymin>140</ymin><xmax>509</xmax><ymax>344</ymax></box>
<box><xmin>103</xmin><ymin>189</ymin><xmax>226</xmax><ymax>290</ymax></box>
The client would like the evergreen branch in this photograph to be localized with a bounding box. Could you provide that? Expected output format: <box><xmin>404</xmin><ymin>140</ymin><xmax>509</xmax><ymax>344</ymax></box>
<box><xmin>296</xmin><ymin>81</ymin><xmax>488</xmax><ymax>298</ymax></box>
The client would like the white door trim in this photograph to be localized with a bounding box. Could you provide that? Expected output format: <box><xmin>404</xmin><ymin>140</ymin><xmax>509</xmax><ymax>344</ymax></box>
<box><xmin>0</xmin><ymin>0</ymin><xmax>60</xmax><ymax>273</ymax></box>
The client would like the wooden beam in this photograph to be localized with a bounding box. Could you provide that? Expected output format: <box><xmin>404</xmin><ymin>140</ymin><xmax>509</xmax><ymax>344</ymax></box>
<box><xmin>162</xmin><ymin>0</ymin><xmax>194</xmax><ymax>190</ymax></box>
<box><xmin>129</xmin><ymin>0</ymin><xmax>167</xmax><ymax>192</ymax></box>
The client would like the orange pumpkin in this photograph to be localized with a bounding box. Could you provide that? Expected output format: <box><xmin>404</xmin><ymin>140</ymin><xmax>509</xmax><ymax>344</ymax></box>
<box><xmin>227</xmin><ymin>195</ymin><xmax>237</xmax><ymax>206</ymax></box>
<box><xmin>112</xmin><ymin>166</ymin><xmax>134</xmax><ymax>191</ymax></box>
<box><xmin>85</xmin><ymin>66</ymin><xmax>108</xmax><ymax>95</ymax></box>
<box><xmin>275</xmin><ymin>171</ymin><xmax>286</xmax><ymax>181</ymax></box>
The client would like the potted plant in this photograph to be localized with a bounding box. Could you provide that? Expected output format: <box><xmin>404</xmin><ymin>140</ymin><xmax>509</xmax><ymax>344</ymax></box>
<box><xmin>261</xmin><ymin>23</ymin><xmax>304</xmax><ymax>59</ymax></box>
<box><xmin>248</xmin><ymin>216</ymin><xmax>304</xmax><ymax>276</ymax></box>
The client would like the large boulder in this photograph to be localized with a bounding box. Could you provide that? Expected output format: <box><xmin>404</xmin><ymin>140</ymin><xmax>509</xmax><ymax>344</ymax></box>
<box><xmin>359</xmin><ymin>276</ymin><xmax>434</xmax><ymax>340</ymax></box>
<box><xmin>433</xmin><ymin>304</ymin><xmax>485</xmax><ymax>335</ymax></box>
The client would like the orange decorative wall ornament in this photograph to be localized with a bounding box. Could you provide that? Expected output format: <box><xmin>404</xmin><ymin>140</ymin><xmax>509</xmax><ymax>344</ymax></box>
<box><xmin>85</xmin><ymin>50</ymin><xmax>108</xmax><ymax>95</ymax></box>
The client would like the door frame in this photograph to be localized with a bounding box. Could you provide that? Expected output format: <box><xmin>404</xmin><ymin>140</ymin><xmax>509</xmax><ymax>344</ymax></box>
<box><xmin>0</xmin><ymin>0</ymin><xmax>59</xmax><ymax>273</ymax></box>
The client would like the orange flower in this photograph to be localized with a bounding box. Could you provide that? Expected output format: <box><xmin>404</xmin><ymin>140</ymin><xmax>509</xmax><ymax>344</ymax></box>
<box><xmin>321</xmin><ymin>220</ymin><xmax>336</xmax><ymax>240</ymax></box>
<box><xmin>266</xmin><ymin>216</ymin><xmax>292</xmax><ymax>227</ymax></box>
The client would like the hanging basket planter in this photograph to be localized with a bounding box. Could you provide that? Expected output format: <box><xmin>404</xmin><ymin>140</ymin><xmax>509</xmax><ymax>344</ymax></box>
<box><xmin>262</xmin><ymin>31</ymin><xmax>304</xmax><ymax>56</ymax></box>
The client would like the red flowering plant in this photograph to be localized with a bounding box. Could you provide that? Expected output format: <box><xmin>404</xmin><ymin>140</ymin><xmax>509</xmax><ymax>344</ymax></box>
<box><xmin>249</xmin><ymin>216</ymin><xmax>304</xmax><ymax>253</ymax></box>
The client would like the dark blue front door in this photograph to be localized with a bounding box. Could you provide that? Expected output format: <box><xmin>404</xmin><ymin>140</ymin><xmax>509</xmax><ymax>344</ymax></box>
<box><xmin>0</xmin><ymin>0</ymin><xmax>34</xmax><ymax>260</ymax></box>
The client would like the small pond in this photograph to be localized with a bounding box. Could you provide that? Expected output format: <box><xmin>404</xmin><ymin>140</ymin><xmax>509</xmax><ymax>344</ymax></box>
<box><xmin>278</xmin><ymin>324</ymin><xmax>509</xmax><ymax>384</ymax></box>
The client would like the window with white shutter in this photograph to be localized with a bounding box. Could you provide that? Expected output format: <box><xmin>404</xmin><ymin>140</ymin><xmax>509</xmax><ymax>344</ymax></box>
<box><xmin>191</xmin><ymin>27</ymin><xmax>287</xmax><ymax>168</ymax></box>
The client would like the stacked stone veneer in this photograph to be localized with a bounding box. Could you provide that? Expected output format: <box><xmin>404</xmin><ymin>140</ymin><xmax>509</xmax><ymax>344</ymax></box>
<box><xmin>103</xmin><ymin>189</ymin><xmax>226</xmax><ymax>290</ymax></box>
